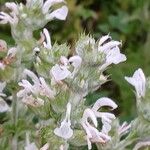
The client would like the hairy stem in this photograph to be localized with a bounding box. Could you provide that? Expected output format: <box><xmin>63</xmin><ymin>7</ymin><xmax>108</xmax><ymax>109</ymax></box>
<box><xmin>11</xmin><ymin>93</ymin><xmax>18</xmax><ymax>150</ymax></box>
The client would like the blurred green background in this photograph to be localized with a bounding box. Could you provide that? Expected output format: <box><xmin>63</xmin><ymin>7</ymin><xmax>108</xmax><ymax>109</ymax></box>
<box><xmin>0</xmin><ymin>0</ymin><xmax>150</xmax><ymax>122</ymax></box>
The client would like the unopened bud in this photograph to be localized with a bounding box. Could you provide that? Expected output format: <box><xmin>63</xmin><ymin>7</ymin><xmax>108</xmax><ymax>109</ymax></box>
<box><xmin>0</xmin><ymin>40</ymin><xmax>7</xmax><ymax>52</ymax></box>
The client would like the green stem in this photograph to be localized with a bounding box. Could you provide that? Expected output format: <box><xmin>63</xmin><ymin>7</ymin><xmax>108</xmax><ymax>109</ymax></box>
<box><xmin>11</xmin><ymin>93</ymin><xmax>18</xmax><ymax>150</ymax></box>
<box><xmin>12</xmin><ymin>135</ymin><xmax>18</xmax><ymax>150</ymax></box>
<box><xmin>12</xmin><ymin>94</ymin><xmax>18</xmax><ymax>125</ymax></box>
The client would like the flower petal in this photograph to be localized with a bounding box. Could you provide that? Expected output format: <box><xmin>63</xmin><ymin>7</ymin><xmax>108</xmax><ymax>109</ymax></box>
<box><xmin>7</xmin><ymin>47</ymin><xmax>17</xmax><ymax>57</ymax></box>
<box><xmin>82</xmin><ymin>108</ymin><xmax>98</xmax><ymax>127</ymax></box>
<box><xmin>98</xmin><ymin>34</ymin><xmax>111</xmax><ymax>47</ymax></box>
<box><xmin>50</xmin><ymin>64</ymin><xmax>71</xmax><ymax>81</ymax></box>
<box><xmin>125</xmin><ymin>68</ymin><xmax>146</xmax><ymax>98</ymax></box>
<box><xmin>5</xmin><ymin>2</ymin><xmax>19</xmax><ymax>15</ymax></box>
<box><xmin>69</xmin><ymin>55</ymin><xmax>82</xmax><ymax>68</ymax></box>
<box><xmin>43</xmin><ymin>28</ymin><xmax>52</xmax><ymax>49</ymax></box>
<box><xmin>40</xmin><ymin>143</ymin><xmax>49</xmax><ymax>150</ymax></box>
<box><xmin>25</xmin><ymin>142</ymin><xmax>38</xmax><ymax>150</ymax></box>
<box><xmin>92</xmin><ymin>97</ymin><xmax>117</xmax><ymax>112</ymax></box>
<box><xmin>0</xmin><ymin>98</ymin><xmax>10</xmax><ymax>113</ymax></box>
<box><xmin>54</xmin><ymin>120</ymin><xmax>73</xmax><ymax>139</ymax></box>
<box><xmin>0</xmin><ymin>82</ymin><xmax>6</xmax><ymax>94</ymax></box>
<box><xmin>46</xmin><ymin>6</ymin><xmax>68</xmax><ymax>20</ymax></box>
<box><xmin>23</xmin><ymin>69</ymin><xmax>40</xmax><ymax>85</ymax></box>
<box><xmin>99</xmin><ymin>41</ymin><xmax>121</xmax><ymax>53</ymax></box>
<box><xmin>106</xmin><ymin>47</ymin><xmax>126</xmax><ymax>64</ymax></box>
<box><xmin>42</xmin><ymin>0</ymin><xmax>65</xmax><ymax>14</ymax></box>
<box><xmin>54</xmin><ymin>102</ymin><xmax>73</xmax><ymax>139</ymax></box>
<box><xmin>101</xmin><ymin>119</ymin><xmax>112</xmax><ymax>134</ymax></box>
<box><xmin>60</xmin><ymin>56</ymin><xmax>69</xmax><ymax>66</ymax></box>
<box><xmin>94</xmin><ymin>112</ymin><xmax>115</xmax><ymax>123</ymax></box>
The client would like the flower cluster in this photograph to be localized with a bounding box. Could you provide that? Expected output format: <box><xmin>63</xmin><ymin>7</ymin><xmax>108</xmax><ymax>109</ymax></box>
<box><xmin>0</xmin><ymin>0</ymin><xmax>68</xmax><ymax>27</ymax></box>
<box><xmin>0</xmin><ymin>2</ymin><xmax>19</xmax><ymax>25</ymax></box>
<box><xmin>17</xmin><ymin>69</ymin><xmax>55</xmax><ymax>107</ymax></box>
<box><xmin>98</xmin><ymin>34</ymin><xmax>126</xmax><ymax>70</ymax></box>
<box><xmin>0</xmin><ymin>40</ymin><xmax>17</xmax><ymax>70</ymax></box>
<box><xmin>50</xmin><ymin>55</ymin><xmax>82</xmax><ymax>82</ymax></box>
<box><xmin>16</xmin><ymin>30</ymin><xmax>126</xmax><ymax>149</ymax></box>
<box><xmin>124</xmin><ymin>69</ymin><xmax>150</xmax><ymax>149</ymax></box>
<box><xmin>81</xmin><ymin>97</ymin><xmax>117</xmax><ymax>149</ymax></box>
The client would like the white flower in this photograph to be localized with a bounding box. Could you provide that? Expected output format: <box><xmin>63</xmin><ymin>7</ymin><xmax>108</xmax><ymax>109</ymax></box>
<box><xmin>101</xmin><ymin>119</ymin><xmax>112</xmax><ymax>134</ymax></box>
<box><xmin>60</xmin><ymin>56</ymin><xmax>69</xmax><ymax>66</ymax></box>
<box><xmin>98</xmin><ymin>112</ymin><xmax>116</xmax><ymax>134</ymax></box>
<box><xmin>98</xmin><ymin>34</ymin><xmax>111</xmax><ymax>46</ymax></box>
<box><xmin>40</xmin><ymin>143</ymin><xmax>49</xmax><ymax>150</ymax></box>
<box><xmin>0</xmin><ymin>2</ymin><xmax>19</xmax><ymax>25</ymax></box>
<box><xmin>125</xmin><ymin>68</ymin><xmax>146</xmax><ymax>98</ymax></box>
<box><xmin>46</xmin><ymin>6</ymin><xmax>68</xmax><ymax>20</ymax></box>
<box><xmin>25</xmin><ymin>132</ymin><xmax>38</xmax><ymax>150</ymax></box>
<box><xmin>92</xmin><ymin>97</ymin><xmax>118</xmax><ymax>112</ymax></box>
<box><xmin>84</xmin><ymin>122</ymin><xmax>110</xmax><ymax>150</ymax></box>
<box><xmin>98</xmin><ymin>35</ymin><xmax>126</xmax><ymax>70</ymax></box>
<box><xmin>7</xmin><ymin>47</ymin><xmax>17</xmax><ymax>58</ymax></box>
<box><xmin>98</xmin><ymin>34</ymin><xmax>121</xmax><ymax>54</ymax></box>
<box><xmin>5</xmin><ymin>2</ymin><xmax>19</xmax><ymax>16</ymax></box>
<box><xmin>42</xmin><ymin>28</ymin><xmax>52</xmax><ymax>49</ymax></box>
<box><xmin>0</xmin><ymin>12</ymin><xmax>14</xmax><ymax>24</ymax></box>
<box><xmin>23</xmin><ymin>69</ymin><xmax>39</xmax><ymax>85</ymax></box>
<box><xmin>69</xmin><ymin>55</ymin><xmax>82</xmax><ymax>69</ymax></box>
<box><xmin>106</xmin><ymin>46</ymin><xmax>126</xmax><ymax>64</ymax></box>
<box><xmin>50</xmin><ymin>64</ymin><xmax>71</xmax><ymax>82</ymax></box>
<box><xmin>81</xmin><ymin>108</ymin><xmax>110</xmax><ymax>150</ymax></box>
<box><xmin>25</xmin><ymin>143</ymin><xmax>38</xmax><ymax>150</ymax></box>
<box><xmin>50</xmin><ymin>55</ymin><xmax>82</xmax><ymax>82</ymax></box>
<box><xmin>42</xmin><ymin>0</ymin><xmax>64</xmax><ymax>14</ymax></box>
<box><xmin>0</xmin><ymin>82</ymin><xmax>6</xmax><ymax>97</ymax></box>
<box><xmin>17</xmin><ymin>79</ymin><xmax>34</xmax><ymax>98</ymax></box>
<box><xmin>54</xmin><ymin>102</ymin><xmax>73</xmax><ymax>139</ymax></box>
<box><xmin>69</xmin><ymin>55</ymin><xmax>82</xmax><ymax>77</ymax></box>
<box><xmin>17</xmin><ymin>69</ymin><xmax>55</xmax><ymax>99</ymax></box>
<box><xmin>82</xmin><ymin>108</ymin><xmax>98</xmax><ymax>127</ymax></box>
<box><xmin>100</xmin><ymin>47</ymin><xmax>126</xmax><ymax>70</ymax></box>
<box><xmin>92</xmin><ymin>97</ymin><xmax>117</xmax><ymax>134</ymax></box>
<box><xmin>99</xmin><ymin>41</ymin><xmax>121</xmax><ymax>53</ymax></box>
<box><xmin>0</xmin><ymin>97</ymin><xmax>10</xmax><ymax>113</ymax></box>
<box><xmin>42</xmin><ymin>0</ymin><xmax>68</xmax><ymax>21</ymax></box>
